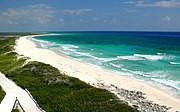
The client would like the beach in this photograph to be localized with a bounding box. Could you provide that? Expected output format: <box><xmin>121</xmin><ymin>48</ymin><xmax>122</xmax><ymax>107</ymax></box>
<box><xmin>15</xmin><ymin>35</ymin><xmax>180</xmax><ymax>112</ymax></box>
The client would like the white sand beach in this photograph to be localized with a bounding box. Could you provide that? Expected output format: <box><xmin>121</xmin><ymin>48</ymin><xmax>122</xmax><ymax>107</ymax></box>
<box><xmin>14</xmin><ymin>35</ymin><xmax>180</xmax><ymax>112</ymax></box>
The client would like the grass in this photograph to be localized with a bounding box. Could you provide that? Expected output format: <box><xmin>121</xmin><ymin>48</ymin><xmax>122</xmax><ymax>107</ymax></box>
<box><xmin>0</xmin><ymin>86</ymin><xmax>5</xmax><ymax>103</ymax></box>
<box><xmin>0</xmin><ymin>36</ymin><xmax>138</xmax><ymax>112</ymax></box>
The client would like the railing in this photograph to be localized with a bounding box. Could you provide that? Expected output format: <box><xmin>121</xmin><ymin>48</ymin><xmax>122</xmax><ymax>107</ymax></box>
<box><xmin>25</xmin><ymin>89</ymin><xmax>46</xmax><ymax>112</ymax></box>
<box><xmin>12</xmin><ymin>97</ymin><xmax>25</xmax><ymax>112</ymax></box>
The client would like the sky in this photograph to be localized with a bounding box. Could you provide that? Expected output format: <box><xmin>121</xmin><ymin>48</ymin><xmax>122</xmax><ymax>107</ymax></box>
<box><xmin>0</xmin><ymin>0</ymin><xmax>180</xmax><ymax>32</ymax></box>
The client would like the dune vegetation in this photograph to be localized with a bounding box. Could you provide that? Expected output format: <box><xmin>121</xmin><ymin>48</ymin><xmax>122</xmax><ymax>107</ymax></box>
<box><xmin>0</xmin><ymin>36</ymin><xmax>138</xmax><ymax>112</ymax></box>
<box><xmin>0</xmin><ymin>86</ymin><xmax>5</xmax><ymax>103</ymax></box>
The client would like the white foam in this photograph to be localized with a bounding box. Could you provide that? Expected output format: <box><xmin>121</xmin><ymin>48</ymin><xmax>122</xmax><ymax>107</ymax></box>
<box><xmin>117</xmin><ymin>55</ymin><xmax>143</xmax><ymax>60</ymax></box>
<box><xmin>35</xmin><ymin>33</ymin><xmax>63</xmax><ymax>36</ymax></box>
<box><xmin>62</xmin><ymin>46</ymin><xmax>76</xmax><ymax>52</ymax></box>
<box><xmin>75</xmin><ymin>51</ymin><xmax>91</xmax><ymax>57</ymax></box>
<box><xmin>134</xmin><ymin>54</ymin><xmax>164</xmax><ymax>60</ymax></box>
<box><xmin>120</xmin><ymin>68</ymin><xmax>167</xmax><ymax>79</ymax></box>
<box><xmin>62</xmin><ymin>44</ymin><xmax>79</xmax><ymax>49</ymax></box>
<box><xmin>170</xmin><ymin>62</ymin><xmax>180</xmax><ymax>65</ymax></box>
<box><xmin>32</xmin><ymin>38</ymin><xmax>52</xmax><ymax>45</ymax></box>
<box><xmin>39</xmin><ymin>43</ymin><xmax>47</xmax><ymax>48</ymax></box>
<box><xmin>90</xmin><ymin>56</ymin><xmax>117</xmax><ymax>62</ymax></box>
<box><xmin>74</xmin><ymin>53</ymin><xmax>118</xmax><ymax>62</ymax></box>
<box><xmin>61</xmin><ymin>51</ymin><xmax>71</xmax><ymax>55</ymax></box>
<box><xmin>143</xmin><ymin>71</ymin><xmax>167</xmax><ymax>78</ymax></box>
<box><xmin>32</xmin><ymin>39</ymin><xmax>50</xmax><ymax>48</ymax></box>
<box><xmin>150</xmin><ymin>78</ymin><xmax>180</xmax><ymax>91</ymax></box>
<box><xmin>61</xmin><ymin>44</ymin><xmax>80</xmax><ymax>52</ymax></box>
<box><xmin>118</xmin><ymin>68</ymin><xmax>180</xmax><ymax>91</ymax></box>
<box><xmin>109</xmin><ymin>63</ymin><xmax>123</xmax><ymax>68</ymax></box>
<box><xmin>99</xmin><ymin>53</ymin><xmax>103</xmax><ymax>55</ymax></box>
<box><xmin>31</xmin><ymin>38</ymin><xmax>62</xmax><ymax>49</ymax></box>
<box><xmin>122</xmin><ymin>69</ymin><xmax>144</xmax><ymax>76</ymax></box>
<box><xmin>67</xmin><ymin>45</ymin><xmax>79</xmax><ymax>49</ymax></box>
<box><xmin>111</xmin><ymin>70</ymin><xmax>134</xmax><ymax>76</ymax></box>
<box><xmin>47</xmin><ymin>34</ymin><xmax>63</xmax><ymax>36</ymax></box>
<box><xmin>117</xmin><ymin>53</ymin><xmax>176</xmax><ymax>61</ymax></box>
<box><xmin>157</xmin><ymin>52</ymin><xmax>166</xmax><ymax>55</ymax></box>
<box><xmin>121</xmin><ymin>68</ymin><xmax>128</xmax><ymax>71</ymax></box>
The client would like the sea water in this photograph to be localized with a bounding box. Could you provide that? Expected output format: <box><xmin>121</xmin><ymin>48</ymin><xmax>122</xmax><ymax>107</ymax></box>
<box><xmin>32</xmin><ymin>32</ymin><xmax>180</xmax><ymax>95</ymax></box>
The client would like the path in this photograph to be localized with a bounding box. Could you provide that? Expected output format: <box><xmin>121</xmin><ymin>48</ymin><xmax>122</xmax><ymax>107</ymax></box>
<box><xmin>0</xmin><ymin>72</ymin><xmax>42</xmax><ymax>112</ymax></box>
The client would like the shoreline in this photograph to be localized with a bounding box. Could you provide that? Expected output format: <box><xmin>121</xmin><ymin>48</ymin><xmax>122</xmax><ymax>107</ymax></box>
<box><xmin>52</xmin><ymin>47</ymin><xmax>179</xmax><ymax>98</ymax></box>
<box><xmin>51</xmin><ymin>49</ymin><xmax>179</xmax><ymax>98</ymax></box>
<box><xmin>15</xmin><ymin>35</ymin><xmax>180</xmax><ymax>112</ymax></box>
<box><xmin>30</xmin><ymin>34</ymin><xmax>180</xmax><ymax>98</ymax></box>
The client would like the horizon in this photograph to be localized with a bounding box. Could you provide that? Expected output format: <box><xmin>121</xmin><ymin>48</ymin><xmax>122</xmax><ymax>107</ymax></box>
<box><xmin>0</xmin><ymin>30</ymin><xmax>180</xmax><ymax>33</ymax></box>
<box><xmin>0</xmin><ymin>0</ymin><xmax>180</xmax><ymax>32</ymax></box>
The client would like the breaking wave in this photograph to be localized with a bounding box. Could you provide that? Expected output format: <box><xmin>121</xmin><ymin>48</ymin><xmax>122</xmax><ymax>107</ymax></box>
<box><xmin>150</xmin><ymin>78</ymin><xmax>180</xmax><ymax>91</ymax></box>
<box><xmin>170</xmin><ymin>62</ymin><xmax>180</xmax><ymax>65</ymax></box>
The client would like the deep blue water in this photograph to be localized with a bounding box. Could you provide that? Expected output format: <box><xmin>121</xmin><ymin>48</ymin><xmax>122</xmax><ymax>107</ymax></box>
<box><xmin>32</xmin><ymin>31</ymin><xmax>180</xmax><ymax>94</ymax></box>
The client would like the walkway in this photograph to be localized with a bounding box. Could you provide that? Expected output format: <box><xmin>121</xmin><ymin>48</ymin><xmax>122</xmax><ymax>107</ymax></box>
<box><xmin>0</xmin><ymin>72</ymin><xmax>42</xmax><ymax>112</ymax></box>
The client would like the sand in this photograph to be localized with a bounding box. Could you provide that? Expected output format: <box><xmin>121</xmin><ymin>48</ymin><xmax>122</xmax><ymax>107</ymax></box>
<box><xmin>14</xmin><ymin>35</ymin><xmax>180</xmax><ymax>112</ymax></box>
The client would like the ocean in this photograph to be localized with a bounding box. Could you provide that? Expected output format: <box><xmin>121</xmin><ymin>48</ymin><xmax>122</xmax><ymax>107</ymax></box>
<box><xmin>32</xmin><ymin>31</ymin><xmax>180</xmax><ymax>95</ymax></box>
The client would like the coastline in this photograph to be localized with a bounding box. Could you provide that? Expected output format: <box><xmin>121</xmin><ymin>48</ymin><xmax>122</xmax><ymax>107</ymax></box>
<box><xmin>15</xmin><ymin>35</ymin><xmax>180</xmax><ymax>112</ymax></box>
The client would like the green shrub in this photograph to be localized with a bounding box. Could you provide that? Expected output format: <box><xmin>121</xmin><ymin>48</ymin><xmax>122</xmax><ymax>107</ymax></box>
<box><xmin>0</xmin><ymin>86</ymin><xmax>5</xmax><ymax>103</ymax></box>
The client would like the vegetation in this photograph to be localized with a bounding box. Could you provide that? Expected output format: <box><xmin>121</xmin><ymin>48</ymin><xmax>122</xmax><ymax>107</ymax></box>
<box><xmin>0</xmin><ymin>37</ymin><xmax>138</xmax><ymax>112</ymax></box>
<box><xmin>11</xmin><ymin>109</ymin><xmax>20</xmax><ymax>112</ymax></box>
<box><xmin>0</xmin><ymin>86</ymin><xmax>5</xmax><ymax>103</ymax></box>
<box><xmin>0</xmin><ymin>32</ymin><xmax>42</xmax><ymax>36</ymax></box>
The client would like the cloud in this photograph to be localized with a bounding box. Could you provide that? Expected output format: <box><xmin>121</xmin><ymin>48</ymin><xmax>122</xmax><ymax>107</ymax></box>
<box><xmin>163</xmin><ymin>16</ymin><xmax>172</xmax><ymax>23</ymax></box>
<box><xmin>127</xmin><ymin>9</ymin><xmax>137</xmax><ymax>13</ymax></box>
<box><xmin>8</xmin><ymin>20</ymin><xmax>18</xmax><ymax>25</ymax></box>
<box><xmin>110</xmin><ymin>18</ymin><xmax>118</xmax><ymax>24</ymax></box>
<box><xmin>0</xmin><ymin>4</ymin><xmax>55</xmax><ymax>25</ymax></box>
<box><xmin>122</xmin><ymin>1</ymin><xmax>144</xmax><ymax>4</ymax></box>
<box><xmin>123</xmin><ymin>8</ymin><xmax>137</xmax><ymax>13</ymax></box>
<box><xmin>124</xmin><ymin>0</ymin><xmax>180</xmax><ymax>8</ymax></box>
<box><xmin>62</xmin><ymin>9</ymin><xmax>93</xmax><ymax>15</ymax></box>
<box><xmin>102</xmin><ymin>20</ymin><xmax>107</xmax><ymax>23</ymax></box>
<box><xmin>92</xmin><ymin>17</ymin><xmax>100</xmax><ymax>21</ymax></box>
<box><xmin>59</xmin><ymin>18</ymin><xmax>64</xmax><ymax>22</ymax></box>
<box><xmin>28</xmin><ymin>4</ymin><xmax>52</xmax><ymax>9</ymax></box>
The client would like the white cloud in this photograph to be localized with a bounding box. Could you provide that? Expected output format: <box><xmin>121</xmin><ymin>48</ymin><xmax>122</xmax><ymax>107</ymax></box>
<box><xmin>127</xmin><ymin>9</ymin><xmax>136</xmax><ymax>13</ymax></box>
<box><xmin>163</xmin><ymin>16</ymin><xmax>172</xmax><ymax>23</ymax></box>
<box><xmin>0</xmin><ymin>4</ymin><xmax>55</xmax><ymax>25</ymax></box>
<box><xmin>62</xmin><ymin>9</ymin><xmax>93</xmax><ymax>15</ymax></box>
<box><xmin>28</xmin><ymin>4</ymin><xmax>52</xmax><ymax>9</ymax></box>
<box><xmin>110</xmin><ymin>18</ymin><xmax>118</xmax><ymax>24</ymax></box>
<box><xmin>8</xmin><ymin>20</ymin><xmax>18</xmax><ymax>25</ymax></box>
<box><xmin>79</xmin><ymin>19</ymin><xmax>85</xmax><ymax>23</ymax></box>
<box><xmin>79</xmin><ymin>19</ymin><xmax>90</xmax><ymax>23</ymax></box>
<box><xmin>124</xmin><ymin>9</ymin><xmax>137</xmax><ymax>13</ymax></box>
<box><xmin>122</xmin><ymin>1</ymin><xmax>144</xmax><ymax>4</ymax></box>
<box><xmin>92</xmin><ymin>17</ymin><xmax>100</xmax><ymax>21</ymax></box>
<box><xmin>103</xmin><ymin>20</ymin><xmax>107</xmax><ymax>23</ymax></box>
<box><xmin>124</xmin><ymin>0</ymin><xmax>180</xmax><ymax>8</ymax></box>
<box><xmin>59</xmin><ymin>18</ymin><xmax>64</xmax><ymax>22</ymax></box>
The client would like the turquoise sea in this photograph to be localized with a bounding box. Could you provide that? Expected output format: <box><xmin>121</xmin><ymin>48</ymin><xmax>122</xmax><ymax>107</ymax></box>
<box><xmin>32</xmin><ymin>32</ymin><xmax>180</xmax><ymax>95</ymax></box>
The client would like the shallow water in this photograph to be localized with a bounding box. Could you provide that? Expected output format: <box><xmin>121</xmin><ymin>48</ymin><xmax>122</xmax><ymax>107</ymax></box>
<box><xmin>32</xmin><ymin>31</ymin><xmax>180</xmax><ymax>95</ymax></box>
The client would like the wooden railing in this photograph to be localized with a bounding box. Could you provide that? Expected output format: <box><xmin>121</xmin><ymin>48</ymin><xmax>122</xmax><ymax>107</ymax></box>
<box><xmin>11</xmin><ymin>89</ymin><xmax>46</xmax><ymax>112</ymax></box>
<box><xmin>12</xmin><ymin>97</ymin><xmax>25</xmax><ymax>112</ymax></box>
<box><xmin>25</xmin><ymin>89</ymin><xmax>46</xmax><ymax>112</ymax></box>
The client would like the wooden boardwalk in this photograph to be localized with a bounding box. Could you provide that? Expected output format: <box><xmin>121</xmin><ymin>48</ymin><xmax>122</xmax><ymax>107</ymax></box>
<box><xmin>0</xmin><ymin>72</ymin><xmax>42</xmax><ymax>112</ymax></box>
